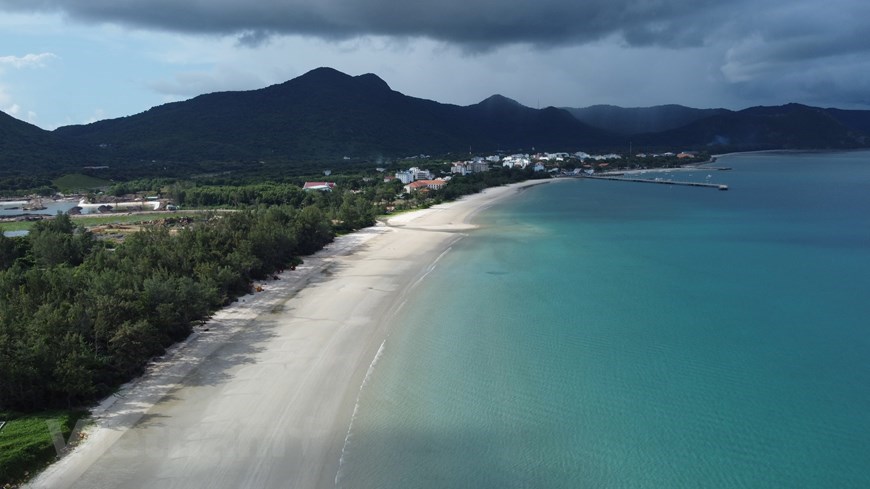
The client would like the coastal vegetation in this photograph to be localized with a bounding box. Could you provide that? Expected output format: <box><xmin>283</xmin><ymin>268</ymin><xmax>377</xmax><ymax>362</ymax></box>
<box><xmin>0</xmin><ymin>209</ymin><xmax>332</xmax><ymax>411</ymax></box>
<box><xmin>0</xmin><ymin>165</ymin><xmax>541</xmax><ymax>484</ymax></box>
<box><xmin>2</xmin><ymin>65</ymin><xmax>868</xmax><ymax>488</ymax></box>
<box><xmin>0</xmin><ymin>166</ymin><xmax>543</xmax><ymax>410</ymax></box>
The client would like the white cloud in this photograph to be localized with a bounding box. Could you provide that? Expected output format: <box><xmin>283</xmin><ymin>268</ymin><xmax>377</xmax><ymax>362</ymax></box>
<box><xmin>1</xmin><ymin>84</ymin><xmax>39</xmax><ymax>124</ymax></box>
<box><xmin>85</xmin><ymin>108</ymin><xmax>106</xmax><ymax>124</ymax></box>
<box><xmin>148</xmin><ymin>66</ymin><xmax>265</xmax><ymax>97</ymax></box>
<box><xmin>0</xmin><ymin>85</ymin><xmax>18</xmax><ymax>116</ymax></box>
<box><xmin>1</xmin><ymin>102</ymin><xmax>39</xmax><ymax>124</ymax></box>
<box><xmin>0</xmin><ymin>55</ymin><xmax>54</xmax><ymax>122</ymax></box>
<box><xmin>0</xmin><ymin>52</ymin><xmax>57</xmax><ymax>68</ymax></box>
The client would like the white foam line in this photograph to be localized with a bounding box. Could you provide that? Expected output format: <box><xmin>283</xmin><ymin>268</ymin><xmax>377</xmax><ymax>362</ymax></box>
<box><xmin>431</xmin><ymin>246</ymin><xmax>452</xmax><ymax>266</ymax></box>
<box><xmin>408</xmin><ymin>246</ymin><xmax>452</xmax><ymax>291</ymax></box>
<box><xmin>333</xmin><ymin>242</ymin><xmax>458</xmax><ymax>486</ymax></box>
<box><xmin>335</xmin><ymin>339</ymin><xmax>387</xmax><ymax>487</ymax></box>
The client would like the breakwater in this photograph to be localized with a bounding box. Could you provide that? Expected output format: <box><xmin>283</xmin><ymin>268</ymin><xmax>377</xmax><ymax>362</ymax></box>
<box><xmin>578</xmin><ymin>175</ymin><xmax>729</xmax><ymax>190</ymax></box>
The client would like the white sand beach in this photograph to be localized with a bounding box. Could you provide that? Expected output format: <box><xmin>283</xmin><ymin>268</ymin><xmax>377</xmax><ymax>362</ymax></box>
<box><xmin>27</xmin><ymin>179</ymin><xmax>549</xmax><ymax>489</ymax></box>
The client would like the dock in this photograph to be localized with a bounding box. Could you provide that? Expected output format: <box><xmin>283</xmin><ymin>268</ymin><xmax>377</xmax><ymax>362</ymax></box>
<box><xmin>579</xmin><ymin>175</ymin><xmax>729</xmax><ymax>191</ymax></box>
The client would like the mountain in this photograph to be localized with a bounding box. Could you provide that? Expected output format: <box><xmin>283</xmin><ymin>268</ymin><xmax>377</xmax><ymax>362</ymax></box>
<box><xmin>563</xmin><ymin>104</ymin><xmax>729</xmax><ymax>135</ymax></box>
<box><xmin>565</xmin><ymin>103</ymin><xmax>870</xmax><ymax>151</ymax></box>
<box><xmin>54</xmin><ymin>68</ymin><xmax>615</xmax><ymax>166</ymax></box>
<box><xmin>824</xmin><ymin>108</ymin><xmax>870</xmax><ymax>134</ymax></box>
<box><xmin>630</xmin><ymin>103</ymin><xmax>868</xmax><ymax>151</ymax></box>
<box><xmin>462</xmin><ymin>95</ymin><xmax>614</xmax><ymax>151</ymax></box>
<box><xmin>0</xmin><ymin>111</ymin><xmax>87</xmax><ymax>176</ymax></box>
<box><xmin>2</xmin><ymin>68</ymin><xmax>870</xmax><ymax>182</ymax></box>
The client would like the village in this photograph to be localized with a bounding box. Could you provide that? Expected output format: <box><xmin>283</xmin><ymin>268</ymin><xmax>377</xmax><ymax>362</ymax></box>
<box><xmin>1</xmin><ymin>149</ymin><xmax>709</xmax><ymax>239</ymax></box>
<box><xmin>308</xmin><ymin>150</ymin><xmax>709</xmax><ymax>194</ymax></box>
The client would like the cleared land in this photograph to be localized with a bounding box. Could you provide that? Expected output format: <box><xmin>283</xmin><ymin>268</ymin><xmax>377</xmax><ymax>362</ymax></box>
<box><xmin>1</xmin><ymin>211</ymin><xmax>205</xmax><ymax>233</ymax></box>
<box><xmin>50</xmin><ymin>174</ymin><xmax>111</xmax><ymax>192</ymax></box>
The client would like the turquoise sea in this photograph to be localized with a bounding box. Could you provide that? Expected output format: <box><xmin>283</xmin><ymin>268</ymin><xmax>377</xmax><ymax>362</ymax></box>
<box><xmin>337</xmin><ymin>151</ymin><xmax>870</xmax><ymax>488</ymax></box>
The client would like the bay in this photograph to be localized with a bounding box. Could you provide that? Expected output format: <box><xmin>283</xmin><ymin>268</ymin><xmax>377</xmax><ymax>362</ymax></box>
<box><xmin>338</xmin><ymin>151</ymin><xmax>870</xmax><ymax>488</ymax></box>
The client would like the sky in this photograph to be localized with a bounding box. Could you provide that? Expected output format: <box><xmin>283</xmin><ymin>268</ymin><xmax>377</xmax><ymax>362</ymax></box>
<box><xmin>1</xmin><ymin>0</ymin><xmax>869</xmax><ymax>130</ymax></box>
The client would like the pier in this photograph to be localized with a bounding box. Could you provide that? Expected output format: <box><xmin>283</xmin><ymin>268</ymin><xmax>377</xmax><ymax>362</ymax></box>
<box><xmin>578</xmin><ymin>175</ymin><xmax>729</xmax><ymax>190</ymax></box>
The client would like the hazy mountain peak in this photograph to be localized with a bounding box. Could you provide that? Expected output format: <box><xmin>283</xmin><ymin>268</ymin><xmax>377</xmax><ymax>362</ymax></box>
<box><xmin>478</xmin><ymin>94</ymin><xmax>525</xmax><ymax>108</ymax></box>
<box><xmin>300</xmin><ymin>66</ymin><xmax>349</xmax><ymax>80</ymax></box>
<box><xmin>353</xmin><ymin>72</ymin><xmax>392</xmax><ymax>92</ymax></box>
<box><xmin>564</xmin><ymin>104</ymin><xmax>731</xmax><ymax>135</ymax></box>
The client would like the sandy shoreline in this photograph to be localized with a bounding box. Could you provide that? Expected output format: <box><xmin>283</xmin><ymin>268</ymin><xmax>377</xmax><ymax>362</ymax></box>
<box><xmin>27</xmin><ymin>179</ymin><xmax>550</xmax><ymax>489</ymax></box>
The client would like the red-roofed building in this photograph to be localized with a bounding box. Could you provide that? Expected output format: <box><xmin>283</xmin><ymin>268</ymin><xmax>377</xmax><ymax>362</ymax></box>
<box><xmin>404</xmin><ymin>179</ymin><xmax>447</xmax><ymax>193</ymax></box>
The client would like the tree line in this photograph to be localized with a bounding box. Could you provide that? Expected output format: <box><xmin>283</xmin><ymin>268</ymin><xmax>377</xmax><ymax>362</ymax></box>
<box><xmin>0</xmin><ymin>165</ymin><xmax>542</xmax><ymax>412</ymax></box>
<box><xmin>0</xmin><ymin>205</ymin><xmax>335</xmax><ymax>411</ymax></box>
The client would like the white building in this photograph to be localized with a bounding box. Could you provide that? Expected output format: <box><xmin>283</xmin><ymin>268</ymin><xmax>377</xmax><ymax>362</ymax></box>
<box><xmin>395</xmin><ymin>171</ymin><xmax>414</xmax><ymax>184</ymax></box>
<box><xmin>451</xmin><ymin>162</ymin><xmax>469</xmax><ymax>175</ymax></box>
<box><xmin>411</xmin><ymin>167</ymin><xmax>432</xmax><ymax>180</ymax></box>
<box><xmin>396</xmin><ymin>167</ymin><xmax>434</xmax><ymax>183</ymax></box>
<box><xmin>502</xmin><ymin>154</ymin><xmax>531</xmax><ymax>169</ymax></box>
<box><xmin>471</xmin><ymin>160</ymin><xmax>489</xmax><ymax>173</ymax></box>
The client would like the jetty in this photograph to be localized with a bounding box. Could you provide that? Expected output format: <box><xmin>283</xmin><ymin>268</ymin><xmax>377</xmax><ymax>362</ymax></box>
<box><xmin>579</xmin><ymin>175</ymin><xmax>729</xmax><ymax>191</ymax></box>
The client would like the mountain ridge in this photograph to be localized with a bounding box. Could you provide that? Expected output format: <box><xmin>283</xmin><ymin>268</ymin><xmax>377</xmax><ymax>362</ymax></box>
<box><xmin>563</xmin><ymin>104</ymin><xmax>730</xmax><ymax>135</ymax></box>
<box><xmin>52</xmin><ymin>67</ymin><xmax>615</xmax><ymax>164</ymax></box>
<box><xmin>1</xmin><ymin>67</ymin><xmax>869</xmax><ymax>180</ymax></box>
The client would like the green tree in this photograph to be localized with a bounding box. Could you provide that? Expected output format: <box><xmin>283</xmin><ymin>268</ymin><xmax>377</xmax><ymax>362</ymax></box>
<box><xmin>293</xmin><ymin>206</ymin><xmax>333</xmax><ymax>254</ymax></box>
<box><xmin>28</xmin><ymin>214</ymin><xmax>94</xmax><ymax>267</ymax></box>
<box><xmin>0</xmin><ymin>234</ymin><xmax>27</xmax><ymax>270</ymax></box>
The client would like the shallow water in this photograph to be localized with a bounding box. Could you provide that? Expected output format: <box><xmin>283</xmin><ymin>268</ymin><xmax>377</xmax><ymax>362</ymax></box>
<box><xmin>338</xmin><ymin>151</ymin><xmax>870</xmax><ymax>488</ymax></box>
<box><xmin>0</xmin><ymin>199</ymin><xmax>80</xmax><ymax>217</ymax></box>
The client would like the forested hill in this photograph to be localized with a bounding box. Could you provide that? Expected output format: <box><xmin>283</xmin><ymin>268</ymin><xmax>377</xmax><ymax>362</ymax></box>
<box><xmin>628</xmin><ymin>103</ymin><xmax>869</xmax><ymax>151</ymax></box>
<box><xmin>563</xmin><ymin>104</ymin><xmax>730</xmax><ymax>135</ymax></box>
<box><xmin>46</xmin><ymin>68</ymin><xmax>870</xmax><ymax>166</ymax></box>
<box><xmin>2</xmin><ymin>68</ymin><xmax>870</xmax><ymax>180</ymax></box>
<box><xmin>53</xmin><ymin>67</ymin><xmax>615</xmax><ymax>165</ymax></box>
<box><xmin>0</xmin><ymin>111</ymin><xmax>88</xmax><ymax>176</ymax></box>
<box><xmin>564</xmin><ymin>102</ymin><xmax>870</xmax><ymax>151</ymax></box>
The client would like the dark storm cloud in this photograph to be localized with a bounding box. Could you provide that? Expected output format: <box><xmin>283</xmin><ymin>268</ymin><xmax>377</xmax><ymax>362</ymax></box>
<box><xmin>0</xmin><ymin>0</ymin><xmax>728</xmax><ymax>48</ymax></box>
<box><xmin>4</xmin><ymin>0</ymin><xmax>867</xmax><ymax>60</ymax></box>
<box><xmin>3</xmin><ymin>0</ymin><xmax>870</xmax><ymax>108</ymax></box>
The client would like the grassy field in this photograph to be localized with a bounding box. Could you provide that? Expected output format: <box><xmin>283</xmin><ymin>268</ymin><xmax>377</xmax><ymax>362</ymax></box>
<box><xmin>51</xmin><ymin>174</ymin><xmax>111</xmax><ymax>192</ymax></box>
<box><xmin>0</xmin><ymin>221</ymin><xmax>31</xmax><ymax>232</ymax></box>
<box><xmin>1</xmin><ymin>210</ymin><xmax>207</xmax><ymax>233</ymax></box>
<box><xmin>70</xmin><ymin>210</ymin><xmax>206</xmax><ymax>227</ymax></box>
<box><xmin>0</xmin><ymin>410</ymin><xmax>88</xmax><ymax>486</ymax></box>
